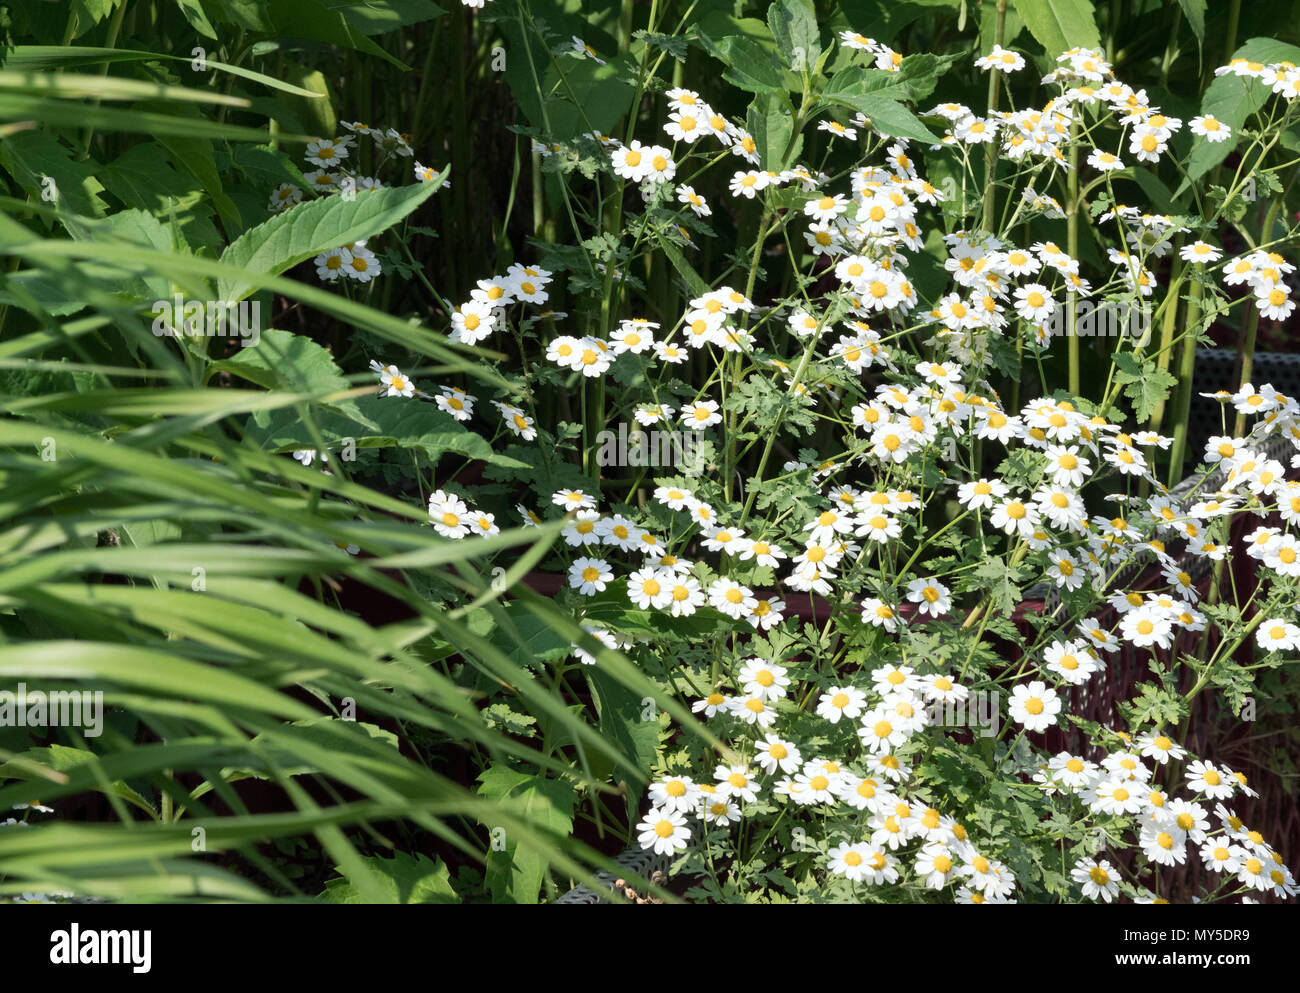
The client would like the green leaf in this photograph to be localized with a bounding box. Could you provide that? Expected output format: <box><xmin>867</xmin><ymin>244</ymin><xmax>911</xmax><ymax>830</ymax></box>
<box><xmin>320</xmin><ymin>0</ymin><xmax>446</xmax><ymax>35</ymax></box>
<box><xmin>210</xmin><ymin>328</ymin><xmax>348</xmax><ymax>393</ymax></box>
<box><xmin>697</xmin><ymin>32</ymin><xmax>786</xmax><ymax>94</ymax></box>
<box><xmin>482</xmin><ymin>703</ymin><xmax>539</xmax><ymax>739</ymax></box>
<box><xmin>1177</xmin><ymin>0</ymin><xmax>1206</xmax><ymax>51</ymax></box>
<box><xmin>175</xmin><ymin>0</ymin><xmax>219</xmax><ymax>38</ymax></box>
<box><xmin>0</xmin><ymin>642</ymin><xmax>318</xmax><ymax>720</ymax></box>
<box><xmin>100</xmin><ymin>142</ymin><xmax>205</xmax><ymax>214</ymax></box>
<box><xmin>150</xmin><ymin>126</ymin><xmax>242</xmax><ymax>232</ymax></box>
<box><xmin>1180</xmin><ymin>38</ymin><xmax>1300</xmax><ymax>188</ymax></box>
<box><xmin>322</xmin><ymin>852</ymin><xmax>460</xmax><ymax>903</ymax></box>
<box><xmin>747</xmin><ymin>92</ymin><xmax>797</xmax><ymax>172</ymax></box>
<box><xmin>216</xmin><ymin>175</ymin><xmax>445</xmax><ymax>302</ymax></box>
<box><xmin>0</xmin><ymin>745</ymin><xmax>156</xmax><ymax>818</ymax></box>
<box><xmin>967</xmin><ymin>558</ymin><xmax>1023</xmax><ymax>616</ymax></box>
<box><xmin>276</xmin><ymin>66</ymin><xmax>334</xmax><ymax>144</ymax></box>
<box><xmin>0</xmin><ymin>130</ymin><xmax>109</xmax><ymax>218</ymax></box>
<box><xmin>0</xmin><ymin>46</ymin><xmax>324</xmax><ymax>97</ymax></box>
<box><xmin>266</xmin><ymin>0</ymin><xmax>410</xmax><ymax>71</ymax></box>
<box><xmin>824</xmin><ymin>55</ymin><xmax>957</xmax><ymax>106</ymax></box>
<box><xmin>62</xmin><ymin>207</ymin><xmax>176</xmax><ymax>300</ymax></box>
<box><xmin>820</xmin><ymin>90</ymin><xmax>938</xmax><ymax>143</ymax></box>
<box><xmin>1111</xmin><ymin>352</ymin><xmax>1179</xmax><ymax>421</ymax></box>
<box><xmin>768</xmin><ymin>0</ymin><xmax>821</xmax><ymax>70</ymax></box>
<box><xmin>835</xmin><ymin>0</ymin><xmax>958</xmax><ymax>48</ymax></box>
<box><xmin>487</xmin><ymin>600</ymin><xmax>571</xmax><ymax>669</ymax></box>
<box><xmin>634</xmin><ymin>30</ymin><xmax>689</xmax><ymax>62</ymax></box>
<box><xmin>1011</xmin><ymin>0</ymin><xmax>1101</xmax><ymax>58</ymax></box>
<box><xmin>587</xmin><ymin>668</ymin><xmax>660</xmax><ymax>803</ymax></box>
<box><xmin>1128</xmin><ymin>166</ymin><xmax>1176</xmax><ymax>213</ymax></box>
<box><xmin>70</xmin><ymin>0</ymin><xmax>123</xmax><ymax>26</ymax></box>
<box><xmin>658</xmin><ymin>235</ymin><xmax>711</xmax><ymax>297</ymax></box>
<box><xmin>477</xmin><ymin>766</ymin><xmax>576</xmax><ymax>904</ymax></box>
<box><xmin>248</xmin><ymin>393</ymin><xmax>530</xmax><ymax>470</ymax></box>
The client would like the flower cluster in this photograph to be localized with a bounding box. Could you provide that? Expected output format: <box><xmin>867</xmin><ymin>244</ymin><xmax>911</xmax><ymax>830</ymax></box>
<box><xmin>296</xmin><ymin>12</ymin><xmax>1300</xmax><ymax>903</ymax></box>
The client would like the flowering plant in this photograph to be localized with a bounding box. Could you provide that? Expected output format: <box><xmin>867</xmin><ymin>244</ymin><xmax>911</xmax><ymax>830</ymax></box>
<box><xmin>302</xmin><ymin>1</ymin><xmax>1300</xmax><ymax>903</ymax></box>
<box><xmin>4</xmin><ymin>0</ymin><xmax>1298</xmax><ymax>907</ymax></box>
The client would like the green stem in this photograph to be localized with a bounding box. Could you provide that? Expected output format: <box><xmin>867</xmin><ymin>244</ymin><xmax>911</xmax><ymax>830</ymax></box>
<box><xmin>1146</xmin><ymin>253</ymin><xmax>1184</xmax><ymax>441</ymax></box>
<box><xmin>1165</xmin><ymin>278</ymin><xmax>1203</xmax><ymax>486</ymax></box>
<box><xmin>1066</xmin><ymin>121</ymin><xmax>1080</xmax><ymax>396</ymax></box>
<box><xmin>77</xmin><ymin>0</ymin><xmax>128</xmax><ymax>158</ymax></box>
<box><xmin>726</xmin><ymin>209</ymin><xmax>773</xmax><ymax>504</ymax></box>
<box><xmin>980</xmin><ymin>0</ymin><xmax>1007</xmax><ymax>236</ymax></box>
<box><xmin>1223</xmin><ymin>0</ymin><xmax>1242</xmax><ymax>74</ymax></box>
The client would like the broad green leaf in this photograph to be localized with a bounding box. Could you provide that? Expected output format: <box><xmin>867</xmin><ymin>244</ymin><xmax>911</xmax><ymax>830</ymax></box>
<box><xmin>279</xmin><ymin>66</ymin><xmax>335</xmax><ymax>143</ymax></box>
<box><xmin>482</xmin><ymin>703</ymin><xmax>539</xmax><ymax>739</ymax></box>
<box><xmin>0</xmin><ymin>745</ymin><xmax>156</xmax><ymax>818</ymax></box>
<box><xmin>1128</xmin><ymin>166</ymin><xmax>1177</xmax><ymax>213</ymax></box>
<box><xmin>0</xmin><ymin>130</ymin><xmax>109</xmax><ymax>218</ymax></box>
<box><xmin>1112</xmin><ymin>351</ymin><xmax>1179</xmax><ymax>421</ymax></box>
<box><xmin>820</xmin><ymin>90</ymin><xmax>938</xmax><ymax>142</ymax></box>
<box><xmin>321</xmin><ymin>0</ymin><xmax>447</xmax><ymax>35</ymax></box>
<box><xmin>228</xmin><ymin>144</ymin><xmax>311</xmax><ymax>194</ymax></box>
<box><xmin>1177</xmin><ymin>0</ymin><xmax>1206</xmax><ymax>50</ymax></box>
<box><xmin>823</xmin><ymin>56</ymin><xmax>958</xmax><ymax>107</ymax></box>
<box><xmin>768</xmin><ymin>0</ymin><xmax>821</xmax><ymax>70</ymax></box>
<box><xmin>697</xmin><ymin>32</ymin><xmax>787</xmax><ymax>94</ymax></box>
<box><xmin>747</xmin><ymin>92</ymin><xmax>797</xmax><ymax>172</ymax></box>
<box><xmin>65</xmin><ymin>0</ymin><xmax>123</xmax><ymax>35</ymax></box>
<box><xmin>152</xmin><ymin>126</ymin><xmax>242</xmax><ymax>233</ymax></box>
<box><xmin>216</xmin><ymin>176</ymin><xmax>445</xmax><ymax>302</ymax></box>
<box><xmin>477</xmin><ymin>765</ymin><xmax>576</xmax><ymax>904</ymax></box>
<box><xmin>61</xmin><ymin>207</ymin><xmax>175</xmax><ymax>300</ymax></box>
<box><xmin>835</xmin><ymin>0</ymin><xmax>959</xmax><ymax>49</ymax></box>
<box><xmin>1180</xmin><ymin>39</ymin><xmax>1300</xmax><ymax>188</ymax></box>
<box><xmin>587</xmin><ymin>668</ymin><xmax>661</xmax><ymax>804</ymax></box>
<box><xmin>0</xmin><ymin>269</ymin><xmax>94</xmax><ymax>315</ymax></box>
<box><xmin>100</xmin><ymin>143</ymin><xmax>206</xmax><ymax>214</ymax></box>
<box><xmin>1012</xmin><ymin>0</ymin><xmax>1101</xmax><ymax>58</ymax></box>
<box><xmin>176</xmin><ymin>0</ymin><xmax>219</xmax><ymax>38</ymax></box>
<box><xmin>486</xmin><ymin>599</ymin><xmax>571</xmax><ymax>669</ymax></box>
<box><xmin>247</xmin><ymin>394</ymin><xmax>530</xmax><ymax>469</ymax></box>
<box><xmin>192</xmin><ymin>719</ymin><xmax>406</xmax><ymax>789</ymax></box>
<box><xmin>322</xmin><ymin>852</ymin><xmax>460</xmax><ymax>903</ymax></box>
<box><xmin>209</xmin><ymin>328</ymin><xmax>349</xmax><ymax>392</ymax></box>
<box><xmin>266</xmin><ymin>0</ymin><xmax>411</xmax><ymax>72</ymax></box>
